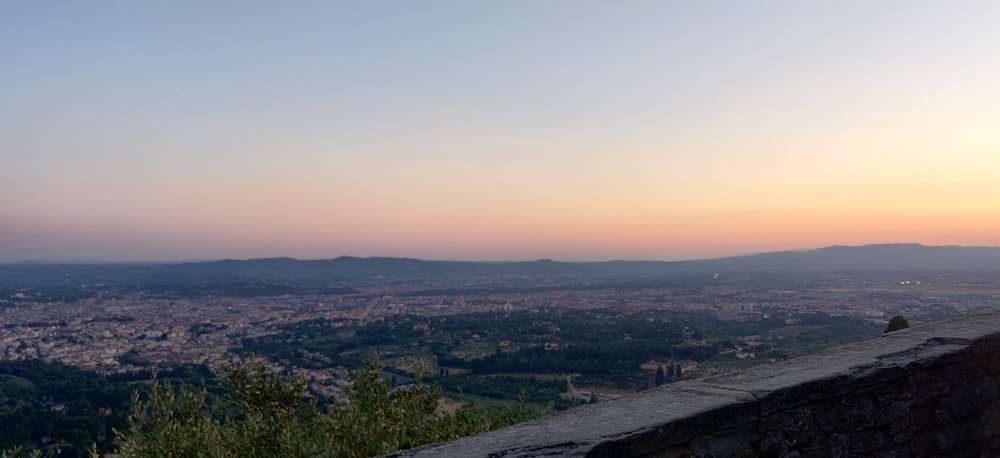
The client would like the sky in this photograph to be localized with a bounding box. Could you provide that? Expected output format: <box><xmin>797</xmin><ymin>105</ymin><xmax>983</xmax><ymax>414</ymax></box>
<box><xmin>2</xmin><ymin>1</ymin><xmax>1000</xmax><ymax>262</ymax></box>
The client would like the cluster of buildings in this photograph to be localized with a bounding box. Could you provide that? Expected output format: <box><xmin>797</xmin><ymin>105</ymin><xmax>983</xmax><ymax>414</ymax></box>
<box><xmin>2</xmin><ymin>272</ymin><xmax>996</xmax><ymax>376</ymax></box>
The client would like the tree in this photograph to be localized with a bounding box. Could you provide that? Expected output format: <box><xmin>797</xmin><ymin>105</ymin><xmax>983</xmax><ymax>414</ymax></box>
<box><xmin>885</xmin><ymin>315</ymin><xmax>910</xmax><ymax>333</ymax></box>
<box><xmin>654</xmin><ymin>366</ymin><xmax>665</xmax><ymax>386</ymax></box>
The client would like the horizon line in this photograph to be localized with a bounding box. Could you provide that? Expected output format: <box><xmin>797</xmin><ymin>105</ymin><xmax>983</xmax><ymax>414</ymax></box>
<box><xmin>3</xmin><ymin>242</ymin><xmax>998</xmax><ymax>266</ymax></box>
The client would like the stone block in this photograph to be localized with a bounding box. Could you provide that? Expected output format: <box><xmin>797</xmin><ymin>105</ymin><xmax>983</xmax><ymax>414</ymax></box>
<box><xmin>686</xmin><ymin>424</ymin><xmax>758</xmax><ymax>457</ymax></box>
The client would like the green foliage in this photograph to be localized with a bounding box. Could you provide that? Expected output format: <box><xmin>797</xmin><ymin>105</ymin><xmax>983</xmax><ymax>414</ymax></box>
<box><xmin>0</xmin><ymin>444</ymin><xmax>97</xmax><ymax>458</ymax></box>
<box><xmin>114</xmin><ymin>357</ymin><xmax>546</xmax><ymax>457</ymax></box>
<box><xmin>0</xmin><ymin>360</ymin><xmax>132</xmax><ymax>457</ymax></box>
<box><xmin>115</xmin><ymin>379</ymin><xmax>224</xmax><ymax>458</ymax></box>
<box><xmin>0</xmin><ymin>446</ymin><xmax>43</xmax><ymax>458</ymax></box>
<box><xmin>241</xmin><ymin>309</ymin><xmax>883</xmax><ymax>395</ymax></box>
<box><xmin>885</xmin><ymin>315</ymin><xmax>910</xmax><ymax>333</ymax></box>
<box><xmin>436</xmin><ymin>375</ymin><xmax>574</xmax><ymax>409</ymax></box>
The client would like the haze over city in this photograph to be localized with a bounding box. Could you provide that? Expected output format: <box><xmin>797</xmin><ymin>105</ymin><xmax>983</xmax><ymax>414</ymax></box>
<box><xmin>3</xmin><ymin>1</ymin><xmax>999</xmax><ymax>263</ymax></box>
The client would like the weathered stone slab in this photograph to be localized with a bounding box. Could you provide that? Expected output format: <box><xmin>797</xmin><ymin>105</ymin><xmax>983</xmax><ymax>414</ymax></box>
<box><xmin>393</xmin><ymin>385</ymin><xmax>756</xmax><ymax>457</ymax></box>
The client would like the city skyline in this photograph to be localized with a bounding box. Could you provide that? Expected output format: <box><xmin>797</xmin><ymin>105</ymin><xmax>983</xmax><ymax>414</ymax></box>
<box><xmin>4</xmin><ymin>2</ymin><xmax>1000</xmax><ymax>262</ymax></box>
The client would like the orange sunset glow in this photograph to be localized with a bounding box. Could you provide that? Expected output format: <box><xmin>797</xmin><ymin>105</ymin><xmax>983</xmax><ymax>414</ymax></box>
<box><xmin>3</xmin><ymin>2</ymin><xmax>999</xmax><ymax>262</ymax></box>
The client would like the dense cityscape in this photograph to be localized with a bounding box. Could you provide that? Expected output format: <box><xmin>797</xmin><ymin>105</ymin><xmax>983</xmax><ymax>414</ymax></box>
<box><xmin>4</xmin><ymin>259</ymin><xmax>997</xmax><ymax>388</ymax></box>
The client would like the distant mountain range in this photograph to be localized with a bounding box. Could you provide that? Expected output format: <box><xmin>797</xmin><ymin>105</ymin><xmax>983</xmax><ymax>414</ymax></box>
<box><xmin>699</xmin><ymin>243</ymin><xmax>1000</xmax><ymax>272</ymax></box>
<box><xmin>1</xmin><ymin>244</ymin><xmax>998</xmax><ymax>287</ymax></box>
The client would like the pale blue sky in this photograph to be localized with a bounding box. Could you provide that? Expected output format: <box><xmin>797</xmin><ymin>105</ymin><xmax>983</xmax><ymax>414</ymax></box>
<box><xmin>3</xmin><ymin>2</ymin><xmax>999</xmax><ymax>261</ymax></box>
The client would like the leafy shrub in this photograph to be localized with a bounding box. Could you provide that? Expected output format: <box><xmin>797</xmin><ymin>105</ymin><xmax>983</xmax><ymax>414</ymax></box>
<box><xmin>114</xmin><ymin>357</ymin><xmax>546</xmax><ymax>457</ymax></box>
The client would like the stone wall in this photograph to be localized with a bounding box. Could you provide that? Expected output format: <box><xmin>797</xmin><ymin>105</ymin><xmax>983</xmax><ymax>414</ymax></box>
<box><xmin>394</xmin><ymin>313</ymin><xmax>1000</xmax><ymax>457</ymax></box>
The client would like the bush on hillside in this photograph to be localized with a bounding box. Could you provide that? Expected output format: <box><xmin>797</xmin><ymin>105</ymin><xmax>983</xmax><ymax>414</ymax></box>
<box><xmin>114</xmin><ymin>357</ymin><xmax>546</xmax><ymax>457</ymax></box>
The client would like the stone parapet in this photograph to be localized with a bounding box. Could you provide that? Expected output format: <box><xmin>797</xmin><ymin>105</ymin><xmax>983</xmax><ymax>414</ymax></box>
<box><xmin>393</xmin><ymin>313</ymin><xmax>1000</xmax><ymax>457</ymax></box>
